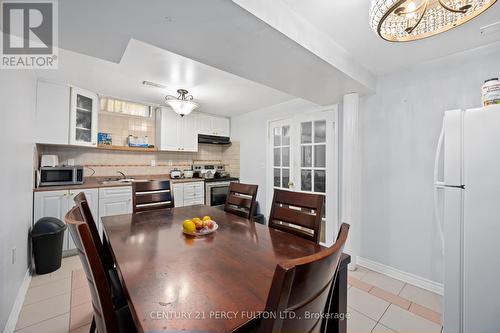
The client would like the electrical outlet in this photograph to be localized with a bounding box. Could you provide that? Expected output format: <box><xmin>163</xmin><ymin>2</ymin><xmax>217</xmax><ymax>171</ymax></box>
<box><xmin>150</xmin><ymin>159</ymin><xmax>156</xmax><ymax>167</ymax></box>
<box><xmin>11</xmin><ymin>248</ymin><xmax>16</xmax><ymax>265</ymax></box>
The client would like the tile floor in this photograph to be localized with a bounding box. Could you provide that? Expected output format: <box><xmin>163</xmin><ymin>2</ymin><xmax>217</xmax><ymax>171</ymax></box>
<box><xmin>15</xmin><ymin>256</ymin><xmax>444</xmax><ymax>333</ymax></box>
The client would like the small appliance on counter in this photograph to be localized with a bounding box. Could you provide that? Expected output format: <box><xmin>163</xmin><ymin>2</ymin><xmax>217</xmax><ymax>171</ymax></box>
<box><xmin>170</xmin><ymin>168</ymin><xmax>183</xmax><ymax>179</ymax></box>
<box><xmin>183</xmin><ymin>170</ymin><xmax>194</xmax><ymax>178</ymax></box>
<box><xmin>40</xmin><ymin>155</ymin><xmax>59</xmax><ymax>168</ymax></box>
<box><xmin>37</xmin><ymin>166</ymin><xmax>84</xmax><ymax>187</ymax></box>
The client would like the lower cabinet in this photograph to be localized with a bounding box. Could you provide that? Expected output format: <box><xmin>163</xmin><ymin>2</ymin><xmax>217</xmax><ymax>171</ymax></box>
<box><xmin>98</xmin><ymin>187</ymin><xmax>133</xmax><ymax>239</ymax></box>
<box><xmin>34</xmin><ymin>188</ymin><xmax>98</xmax><ymax>254</ymax></box>
<box><xmin>34</xmin><ymin>186</ymin><xmax>132</xmax><ymax>255</ymax></box>
<box><xmin>172</xmin><ymin>182</ymin><xmax>205</xmax><ymax>207</ymax></box>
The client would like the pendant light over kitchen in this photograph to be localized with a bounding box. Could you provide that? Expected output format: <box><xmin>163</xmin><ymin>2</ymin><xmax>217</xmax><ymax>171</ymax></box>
<box><xmin>369</xmin><ymin>0</ymin><xmax>497</xmax><ymax>42</ymax></box>
<box><xmin>164</xmin><ymin>89</ymin><xmax>199</xmax><ymax>117</ymax></box>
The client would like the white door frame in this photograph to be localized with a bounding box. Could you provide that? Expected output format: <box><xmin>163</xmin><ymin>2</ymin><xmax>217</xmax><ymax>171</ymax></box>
<box><xmin>265</xmin><ymin>105</ymin><xmax>339</xmax><ymax>246</ymax></box>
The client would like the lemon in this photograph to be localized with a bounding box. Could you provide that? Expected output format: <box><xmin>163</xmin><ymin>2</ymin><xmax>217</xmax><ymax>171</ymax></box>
<box><xmin>202</xmin><ymin>216</ymin><xmax>211</xmax><ymax>221</ymax></box>
<box><xmin>192</xmin><ymin>217</ymin><xmax>201</xmax><ymax>223</ymax></box>
<box><xmin>183</xmin><ymin>220</ymin><xmax>196</xmax><ymax>233</ymax></box>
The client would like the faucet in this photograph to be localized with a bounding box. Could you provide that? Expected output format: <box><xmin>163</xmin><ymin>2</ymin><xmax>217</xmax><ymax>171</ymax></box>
<box><xmin>117</xmin><ymin>171</ymin><xmax>127</xmax><ymax>180</ymax></box>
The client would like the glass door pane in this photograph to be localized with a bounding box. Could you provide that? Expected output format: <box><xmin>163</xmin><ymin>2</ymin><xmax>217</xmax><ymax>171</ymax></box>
<box><xmin>298</xmin><ymin>119</ymin><xmax>328</xmax><ymax>243</ymax></box>
<box><xmin>269</xmin><ymin>110</ymin><xmax>337</xmax><ymax>246</ymax></box>
<box><xmin>75</xmin><ymin>94</ymin><xmax>93</xmax><ymax>143</ymax></box>
<box><xmin>271</xmin><ymin>123</ymin><xmax>292</xmax><ymax>190</ymax></box>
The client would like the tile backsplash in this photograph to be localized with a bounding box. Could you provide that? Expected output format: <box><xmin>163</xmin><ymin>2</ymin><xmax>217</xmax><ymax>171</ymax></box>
<box><xmin>98</xmin><ymin>111</ymin><xmax>156</xmax><ymax>147</ymax></box>
<box><xmin>38</xmin><ymin>142</ymin><xmax>240</xmax><ymax>178</ymax></box>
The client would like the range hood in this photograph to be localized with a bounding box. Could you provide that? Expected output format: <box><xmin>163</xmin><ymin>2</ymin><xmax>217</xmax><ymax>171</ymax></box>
<box><xmin>198</xmin><ymin>134</ymin><xmax>231</xmax><ymax>145</ymax></box>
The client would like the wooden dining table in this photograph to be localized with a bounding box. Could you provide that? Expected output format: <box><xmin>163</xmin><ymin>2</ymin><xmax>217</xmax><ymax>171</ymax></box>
<box><xmin>102</xmin><ymin>205</ymin><xmax>350</xmax><ymax>333</ymax></box>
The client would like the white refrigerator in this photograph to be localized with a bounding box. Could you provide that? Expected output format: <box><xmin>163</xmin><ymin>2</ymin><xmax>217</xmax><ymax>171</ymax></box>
<box><xmin>435</xmin><ymin>105</ymin><xmax>500</xmax><ymax>333</ymax></box>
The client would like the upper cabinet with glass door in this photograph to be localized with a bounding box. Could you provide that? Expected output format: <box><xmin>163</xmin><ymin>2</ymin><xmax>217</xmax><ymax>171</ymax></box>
<box><xmin>70</xmin><ymin>87</ymin><xmax>98</xmax><ymax>147</ymax></box>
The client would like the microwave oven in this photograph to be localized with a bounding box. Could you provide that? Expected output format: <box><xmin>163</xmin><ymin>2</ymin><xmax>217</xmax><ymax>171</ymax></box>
<box><xmin>37</xmin><ymin>166</ymin><xmax>84</xmax><ymax>187</ymax></box>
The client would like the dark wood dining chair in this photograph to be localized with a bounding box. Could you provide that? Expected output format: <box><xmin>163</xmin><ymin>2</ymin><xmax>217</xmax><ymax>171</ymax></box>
<box><xmin>64</xmin><ymin>206</ymin><xmax>137</xmax><ymax>333</ymax></box>
<box><xmin>73</xmin><ymin>193</ymin><xmax>112</xmax><ymax>268</ymax></box>
<box><xmin>258</xmin><ymin>223</ymin><xmax>350</xmax><ymax>333</ymax></box>
<box><xmin>132</xmin><ymin>180</ymin><xmax>174</xmax><ymax>213</ymax></box>
<box><xmin>268</xmin><ymin>189</ymin><xmax>324</xmax><ymax>243</ymax></box>
<box><xmin>224</xmin><ymin>182</ymin><xmax>258</xmax><ymax>219</ymax></box>
<box><xmin>73</xmin><ymin>193</ymin><xmax>126</xmax><ymax>307</ymax></box>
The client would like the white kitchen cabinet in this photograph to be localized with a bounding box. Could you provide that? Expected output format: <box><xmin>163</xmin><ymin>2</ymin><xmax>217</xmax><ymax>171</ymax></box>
<box><xmin>196</xmin><ymin>113</ymin><xmax>213</xmax><ymax>136</ymax></box>
<box><xmin>196</xmin><ymin>113</ymin><xmax>230</xmax><ymax>137</ymax></box>
<box><xmin>98</xmin><ymin>187</ymin><xmax>133</xmax><ymax>239</ymax></box>
<box><xmin>211</xmin><ymin>116</ymin><xmax>230</xmax><ymax>137</ymax></box>
<box><xmin>172</xmin><ymin>182</ymin><xmax>204</xmax><ymax>207</ymax></box>
<box><xmin>34</xmin><ymin>188</ymin><xmax>98</xmax><ymax>253</ymax></box>
<box><xmin>35</xmin><ymin>81</ymin><xmax>71</xmax><ymax>145</ymax></box>
<box><xmin>172</xmin><ymin>184</ymin><xmax>184</xmax><ymax>207</ymax></box>
<box><xmin>181</xmin><ymin>113</ymin><xmax>198</xmax><ymax>151</ymax></box>
<box><xmin>156</xmin><ymin>108</ymin><xmax>198</xmax><ymax>152</ymax></box>
<box><xmin>70</xmin><ymin>87</ymin><xmax>99</xmax><ymax>147</ymax></box>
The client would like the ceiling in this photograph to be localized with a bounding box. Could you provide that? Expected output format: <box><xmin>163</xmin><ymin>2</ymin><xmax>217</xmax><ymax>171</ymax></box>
<box><xmin>56</xmin><ymin>0</ymin><xmax>374</xmax><ymax>107</ymax></box>
<box><xmin>29</xmin><ymin>0</ymin><xmax>500</xmax><ymax>116</ymax></box>
<box><xmin>281</xmin><ymin>0</ymin><xmax>500</xmax><ymax>75</ymax></box>
<box><xmin>35</xmin><ymin>39</ymin><xmax>292</xmax><ymax>117</ymax></box>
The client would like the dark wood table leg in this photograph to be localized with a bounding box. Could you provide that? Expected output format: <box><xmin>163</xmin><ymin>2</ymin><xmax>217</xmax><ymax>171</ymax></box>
<box><xmin>325</xmin><ymin>253</ymin><xmax>351</xmax><ymax>333</ymax></box>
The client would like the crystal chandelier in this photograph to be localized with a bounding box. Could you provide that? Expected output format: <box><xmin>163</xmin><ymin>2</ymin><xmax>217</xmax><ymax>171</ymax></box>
<box><xmin>369</xmin><ymin>0</ymin><xmax>497</xmax><ymax>42</ymax></box>
<box><xmin>164</xmin><ymin>89</ymin><xmax>199</xmax><ymax>117</ymax></box>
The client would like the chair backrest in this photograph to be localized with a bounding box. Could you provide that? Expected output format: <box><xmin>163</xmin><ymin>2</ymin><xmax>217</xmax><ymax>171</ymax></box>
<box><xmin>132</xmin><ymin>180</ymin><xmax>174</xmax><ymax>213</ymax></box>
<box><xmin>259</xmin><ymin>223</ymin><xmax>350</xmax><ymax>333</ymax></box>
<box><xmin>268</xmin><ymin>189</ymin><xmax>324</xmax><ymax>243</ymax></box>
<box><xmin>65</xmin><ymin>206</ymin><xmax>119</xmax><ymax>333</ymax></box>
<box><xmin>224</xmin><ymin>182</ymin><xmax>258</xmax><ymax>219</ymax></box>
<box><xmin>74</xmin><ymin>192</ymin><xmax>114</xmax><ymax>269</ymax></box>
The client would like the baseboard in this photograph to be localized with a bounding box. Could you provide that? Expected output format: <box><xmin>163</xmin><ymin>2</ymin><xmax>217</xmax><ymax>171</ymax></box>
<box><xmin>357</xmin><ymin>256</ymin><xmax>444</xmax><ymax>296</ymax></box>
<box><xmin>3</xmin><ymin>270</ymin><xmax>31</xmax><ymax>333</ymax></box>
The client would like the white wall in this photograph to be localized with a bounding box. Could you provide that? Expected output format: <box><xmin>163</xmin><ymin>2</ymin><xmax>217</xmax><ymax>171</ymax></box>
<box><xmin>0</xmin><ymin>70</ymin><xmax>37</xmax><ymax>331</ymax></box>
<box><xmin>231</xmin><ymin>98</ymin><xmax>320</xmax><ymax>214</ymax></box>
<box><xmin>359</xmin><ymin>41</ymin><xmax>500</xmax><ymax>284</ymax></box>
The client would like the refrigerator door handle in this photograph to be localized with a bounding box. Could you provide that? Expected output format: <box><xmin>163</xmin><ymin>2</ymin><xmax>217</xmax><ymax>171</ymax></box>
<box><xmin>445</xmin><ymin>185</ymin><xmax>465</xmax><ymax>189</ymax></box>
<box><xmin>434</xmin><ymin>121</ymin><xmax>445</xmax><ymax>254</ymax></box>
<box><xmin>434</xmin><ymin>121</ymin><xmax>445</xmax><ymax>186</ymax></box>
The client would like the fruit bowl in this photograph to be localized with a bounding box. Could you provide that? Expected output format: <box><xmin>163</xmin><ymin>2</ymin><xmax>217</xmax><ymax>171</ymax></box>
<box><xmin>182</xmin><ymin>222</ymin><xmax>219</xmax><ymax>236</ymax></box>
<box><xmin>182</xmin><ymin>216</ymin><xmax>218</xmax><ymax>237</ymax></box>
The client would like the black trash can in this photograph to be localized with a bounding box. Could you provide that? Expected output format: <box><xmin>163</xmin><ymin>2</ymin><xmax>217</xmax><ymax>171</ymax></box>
<box><xmin>253</xmin><ymin>201</ymin><xmax>267</xmax><ymax>225</ymax></box>
<box><xmin>31</xmin><ymin>217</ymin><xmax>67</xmax><ymax>274</ymax></box>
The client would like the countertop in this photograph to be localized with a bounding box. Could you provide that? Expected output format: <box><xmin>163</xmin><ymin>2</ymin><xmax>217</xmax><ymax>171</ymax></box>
<box><xmin>33</xmin><ymin>174</ymin><xmax>204</xmax><ymax>192</ymax></box>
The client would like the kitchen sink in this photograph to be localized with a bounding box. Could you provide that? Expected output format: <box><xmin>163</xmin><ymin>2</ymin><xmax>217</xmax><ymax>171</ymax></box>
<box><xmin>99</xmin><ymin>178</ymin><xmax>153</xmax><ymax>185</ymax></box>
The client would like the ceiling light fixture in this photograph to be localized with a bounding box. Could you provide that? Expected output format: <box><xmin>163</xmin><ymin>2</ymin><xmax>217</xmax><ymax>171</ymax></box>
<box><xmin>369</xmin><ymin>0</ymin><xmax>497</xmax><ymax>42</ymax></box>
<box><xmin>164</xmin><ymin>89</ymin><xmax>199</xmax><ymax>117</ymax></box>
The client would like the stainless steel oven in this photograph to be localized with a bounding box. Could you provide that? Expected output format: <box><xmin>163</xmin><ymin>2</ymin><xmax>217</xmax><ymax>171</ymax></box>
<box><xmin>205</xmin><ymin>178</ymin><xmax>239</xmax><ymax>207</ymax></box>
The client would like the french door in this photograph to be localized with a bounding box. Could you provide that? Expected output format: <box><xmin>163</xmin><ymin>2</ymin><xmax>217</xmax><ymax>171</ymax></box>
<box><xmin>267</xmin><ymin>108</ymin><xmax>339</xmax><ymax>246</ymax></box>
